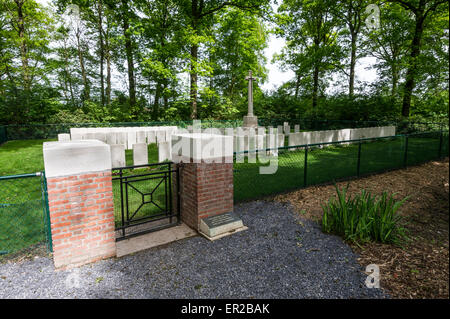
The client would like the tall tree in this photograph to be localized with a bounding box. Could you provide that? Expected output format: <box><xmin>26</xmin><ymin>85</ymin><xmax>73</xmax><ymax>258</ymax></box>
<box><xmin>275</xmin><ymin>0</ymin><xmax>344</xmax><ymax>110</ymax></box>
<box><xmin>363</xmin><ymin>2</ymin><xmax>411</xmax><ymax>99</ymax></box>
<box><xmin>179</xmin><ymin>0</ymin><xmax>269</xmax><ymax>119</ymax></box>
<box><xmin>333</xmin><ymin>0</ymin><xmax>368</xmax><ymax>96</ymax></box>
<box><xmin>389</xmin><ymin>0</ymin><xmax>448</xmax><ymax>117</ymax></box>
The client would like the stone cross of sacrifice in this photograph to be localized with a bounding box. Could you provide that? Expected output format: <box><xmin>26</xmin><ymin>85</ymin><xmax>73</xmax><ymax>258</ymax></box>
<box><xmin>245</xmin><ymin>70</ymin><xmax>255</xmax><ymax>116</ymax></box>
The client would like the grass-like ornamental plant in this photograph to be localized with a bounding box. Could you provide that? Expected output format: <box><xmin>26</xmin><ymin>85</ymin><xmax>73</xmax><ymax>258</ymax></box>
<box><xmin>321</xmin><ymin>185</ymin><xmax>408</xmax><ymax>245</ymax></box>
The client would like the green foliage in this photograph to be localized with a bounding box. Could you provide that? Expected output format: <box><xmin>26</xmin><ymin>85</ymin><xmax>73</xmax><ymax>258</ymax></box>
<box><xmin>321</xmin><ymin>185</ymin><xmax>408</xmax><ymax>245</ymax></box>
<box><xmin>47</xmin><ymin>108</ymin><xmax>94</xmax><ymax>124</ymax></box>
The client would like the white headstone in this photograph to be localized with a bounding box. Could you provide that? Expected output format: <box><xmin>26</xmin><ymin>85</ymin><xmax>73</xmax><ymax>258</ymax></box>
<box><xmin>133</xmin><ymin>143</ymin><xmax>148</xmax><ymax>166</ymax></box>
<box><xmin>111</xmin><ymin>144</ymin><xmax>126</xmax><ymax>168</ymax></box>
<box><xmin>136</xmin><ymin>131</ymin><xmax>146</xmax><ymax>144</ymax></box>
<box><xmin>127</xmin><ymin>131</ymin><xmax>136</xmax><ymax>150</ymax></box>
<box><xmin>58</xmin><ymin>134</ymin><xmax>71</xmax><ymax>142</ymax></box>
<box><xmin>294</xmin><ymin>125</ymin><xmax>300</xmax><ymax>133</ymax></box>
<box><xmin>158</xmin><ymin>141</ymin><xmax>172</xmax><ymax>162</ymax></box>
<box><xmin>147</xmin><ymin>131</ymin><xmax>156</xmax><ymax>144</ymax></box>
<box><xmin>106</xmin><ymin>132</ymin><xmax>117</xmax><ymax>145</ymax></box>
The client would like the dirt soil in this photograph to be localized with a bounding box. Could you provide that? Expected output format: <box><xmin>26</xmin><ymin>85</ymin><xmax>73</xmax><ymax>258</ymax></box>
<box><xmin>273</xmin><ymin>158</ymin><xmax>449</xmax><ymax>299</ymax></box>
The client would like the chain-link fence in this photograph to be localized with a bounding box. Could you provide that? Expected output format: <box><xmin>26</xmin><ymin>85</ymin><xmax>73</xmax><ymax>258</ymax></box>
<box><xmin>233</xmin><ymin>131</ymin><xmax>449</xmax><ymax>203</ymax></box>
<box><xmin>0</xmin><ymin>172</ymin><xmax>52</xmax><ymax>257</ymax></box>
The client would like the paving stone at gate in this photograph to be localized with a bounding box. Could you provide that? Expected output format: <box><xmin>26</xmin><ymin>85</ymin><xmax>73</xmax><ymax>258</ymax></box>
<box><xmin>57</xmin><ymin>133</ymin><xmax>71</xmax><ymax>142</ymax></box>
<box><xmin>158</xmin><ymin>141</ymin><xmax>172</xmax><ymax>162</ymax></box>
<box><xmin>111</xmin><ymin>144</ymin><xmax>126</xmax><ymax>168</ymax></box>
<box><xmin>136</xmin><ymin>131</ymin><xmax>146</xmax><ymax>144</ymax></box>
<box><xmin>133</xmin><ymin>143</ymin><xmax>148</xmax><ymax>166</ymax></box>
<box><xmin>147</xmin><ymin>131</ymin><xmax>156</xmax><ymax>144</ymax></box>
<box><xmin>127</xmin><ymin>131</ymin><xmax>137</xmax><ymax>150</ymax></box>
<box><xmin>106</xmin><ymin>132</ymin><xmax>117</xmax><ymax>145</ymax></box>
<box><xmin>294</xmin><ymin>124</ymin><xmax>300</xmax><ymax>133</ymax></box>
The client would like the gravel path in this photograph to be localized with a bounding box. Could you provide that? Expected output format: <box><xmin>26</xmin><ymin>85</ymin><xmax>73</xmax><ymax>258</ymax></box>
<box><xmin>0</xmin><ymin>201</ymin><xmax>388</xmax><ymax>299</ymax></box>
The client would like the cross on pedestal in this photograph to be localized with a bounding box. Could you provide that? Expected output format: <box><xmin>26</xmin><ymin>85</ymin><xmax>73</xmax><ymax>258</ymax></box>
<box><xmin>245</xmin><ymin>70</ymin><xmax>255</xmax><ymax>116</ymax></box>
<box><xmin>243</xmin><ymin>70</ymin><xmax>258</xmax><ymax>128</ymax></box>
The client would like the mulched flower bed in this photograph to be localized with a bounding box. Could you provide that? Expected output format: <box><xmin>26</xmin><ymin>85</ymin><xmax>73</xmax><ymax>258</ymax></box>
<box><xmin>273</xmin><ymin>158</ymin><xmax>449</xmax><ymax>299</ymax></box>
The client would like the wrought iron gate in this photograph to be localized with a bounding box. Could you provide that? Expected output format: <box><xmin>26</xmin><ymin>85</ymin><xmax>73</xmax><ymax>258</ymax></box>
<box><xmin>112</xmin><ymin>162</ymin><xmax>180</xmax><ymax>241</ymax></box>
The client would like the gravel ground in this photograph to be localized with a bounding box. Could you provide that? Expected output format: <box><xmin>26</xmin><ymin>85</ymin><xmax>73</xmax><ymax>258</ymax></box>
<box><xmin>0</xmin><ymin>201</ymin><xmax>388</xmax><ymax>299</ymax></box>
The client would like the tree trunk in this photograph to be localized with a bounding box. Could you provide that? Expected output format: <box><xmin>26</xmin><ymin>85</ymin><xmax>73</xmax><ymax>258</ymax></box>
<box><xmin>97</xmin><ymin>0</ymin><xmax>105</xmax><ymax>106</ymax></box>
<box><xmin>312</xmin><ymin>64</ymin><xmax>319</xmax><ymax>109</ymax></box>
<box><xmin>349</xmin><ymin>32</ymin><xmax>357</xmax><ymax>97</ymax></box>
<box><xmin>153</xmin><ymin>81</ymin><xmax>162</xmax><ymax>120</ymax></box>
<box><xmin>16</xmin><ymin>0</ymin><xmax>30</xmax><ymax>92</ymax></box>
<box><xmin>189</xmin><ymin>0</ymin><xmax>199</xmax><ymax>119</ymax></box>
<box><xmin>295</xmin><ymin>73</ymin><xmax>301</xmax><ymax>99</ymax></box>
<box><xmin>122</xmin><ymin>0</ymin><xmax>136</xmax><ymax>110</ymax></box>
<box><xmin>104</xmin><ymin>23</ymin><xmax>111</xmax><ymax>106</ymax></box>
<box><xmin>190</xmin><ymin>43</ymin><xmax>198</xmax><ymax>119</ymax></box>
<box><xmin>402</xmin><ymin>14</ymin><xmax>424</xmax><ymax>117</ymax></box>
<box><xmin>75</xmin><ymin>28</ymin><xmax>90</xmax><ymax>102</ymax></box>
<box><xmin>391</xmin><ymin>63</ymin><xmax>398</xmax><ymax>98</ymax></box>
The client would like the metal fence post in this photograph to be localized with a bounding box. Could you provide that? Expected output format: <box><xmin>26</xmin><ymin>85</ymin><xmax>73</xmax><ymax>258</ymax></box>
<box><xmin>404</xmin><ymin>135</ymin><xmax>409</xmax><ymax>168</ymax></box>
<box><xmin>304</xmin><ymin>146</ymin><xmax>308</xmax><ymax>187</ymax></box>
<box><xmin>40</xmin><ymin>171</ymin><xmax>53</xmax><ymax>252</ymax></box>
<box><xmin>357</xmin><ymin>141</ymin><xmax>362</xmax><ymax>177</ymax></box>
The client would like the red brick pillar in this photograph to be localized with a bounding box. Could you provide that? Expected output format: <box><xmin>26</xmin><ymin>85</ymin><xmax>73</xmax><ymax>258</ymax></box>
<box><xmin>43</xmin><ymin>140</ymin><xmax>116</xmax><ymax>269</ymax></box>
<box><xmin>178</xmin><ymin>162</ymin><xmax>234</xmax><ymax>231</ymax></box>
<box><xmin>172</xmin><ymin>132</ymin><xmax>235</xmax><ymax>231</ymax></box>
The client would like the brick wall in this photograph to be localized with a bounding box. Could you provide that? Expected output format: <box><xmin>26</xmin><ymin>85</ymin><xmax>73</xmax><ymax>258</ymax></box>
<box><xmin>47</xmin><ymin>171</ymin><xmax>116</xmax><ymax>269</ymax></box>
<box><xmin>178</xmin><ymin>162</ymin><xmax>233</xmax><ymax>230</ymax></box>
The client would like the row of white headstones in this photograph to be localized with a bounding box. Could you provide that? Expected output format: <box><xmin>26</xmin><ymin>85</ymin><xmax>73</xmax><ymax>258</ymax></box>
<box><xmin>57</xmin><ymin>125</ymin><xmax>396</xmax><ymax>168</ymax></box>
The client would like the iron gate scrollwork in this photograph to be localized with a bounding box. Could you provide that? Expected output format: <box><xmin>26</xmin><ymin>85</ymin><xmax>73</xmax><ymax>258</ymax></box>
<box><xmin>112</xmin><ymin>162</ymin><xmax>180</xmax><ymax>241</ymax></box>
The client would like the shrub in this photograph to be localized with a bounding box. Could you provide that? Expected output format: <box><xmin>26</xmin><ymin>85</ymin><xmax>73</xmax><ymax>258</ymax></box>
<box><xmin>321</xmin><ymin>185</ymin><xmax>408</xmax><ymax>245</ymax></box>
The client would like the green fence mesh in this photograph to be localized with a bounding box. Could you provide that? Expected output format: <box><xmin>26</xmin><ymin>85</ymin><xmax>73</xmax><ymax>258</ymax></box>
<box><xmin>0</xmin><ymin>173</ymin><xmax>51</xmax><ymax>257</ymax></box>
<box><xmin>233</xmin><ymin>131</ymin><xmax>449</xmax><ymax>203</ymax></box>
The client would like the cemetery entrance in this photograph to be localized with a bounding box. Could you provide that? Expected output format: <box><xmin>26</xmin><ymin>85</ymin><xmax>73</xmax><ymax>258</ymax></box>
<box><xmin>112</xmin><ymin>162</ymin><xmax>180</xmax><ymax>241</ymax></box>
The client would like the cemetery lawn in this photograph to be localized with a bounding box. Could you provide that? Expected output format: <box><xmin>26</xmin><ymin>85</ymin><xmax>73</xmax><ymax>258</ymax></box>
<box><xmin>274</xmin><ymin>158</ymin><xmax>449</xmax><ymax>299</ymax></box>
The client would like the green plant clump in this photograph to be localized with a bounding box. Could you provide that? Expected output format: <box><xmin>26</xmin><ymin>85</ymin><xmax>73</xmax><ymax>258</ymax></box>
<box><xmin>321</xmin><ymin>185</ymin><xmax>408</xmax><ymax>245</ymax></box>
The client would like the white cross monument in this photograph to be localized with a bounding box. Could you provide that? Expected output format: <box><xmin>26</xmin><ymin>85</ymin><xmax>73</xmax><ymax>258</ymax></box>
<box><xmin>243</xmin><ymin>70</ymin><xmax>258</xmax><ymax>128</ymax></box>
